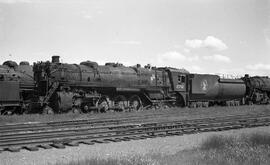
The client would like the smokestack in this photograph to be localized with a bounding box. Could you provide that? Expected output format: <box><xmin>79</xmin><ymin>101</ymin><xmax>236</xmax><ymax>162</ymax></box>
<box><xmin>52</xmin><ymin>55</ymin><xmax>60</xmax><ymax>63</ymax></box>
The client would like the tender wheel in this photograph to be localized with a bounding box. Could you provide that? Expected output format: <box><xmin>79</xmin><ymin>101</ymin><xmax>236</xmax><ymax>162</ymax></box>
<box><xmin>129</xmin><ymin>95</ymin><xmax>142</xmax><ymax>111</ymax></box>
<box><xmin>42</xmin><ymin>105</ymin><xmax>54</xmax><ymax>114</ymax></box>
<box><xmin>189</xmin><ymin>102</ymin><xmax>197</xmax><ymax>108</ymax></box>
<box><xmin>202</xmin><ymin>102</ymin><xmax>209</xmax><ymax>108</ymax></box>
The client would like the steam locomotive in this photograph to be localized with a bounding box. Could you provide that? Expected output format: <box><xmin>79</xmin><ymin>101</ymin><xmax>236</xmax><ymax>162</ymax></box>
<box><xmin>0</xmin><ymin>56</ymin><xmax>269</xmax><ymax>115</ymax></box>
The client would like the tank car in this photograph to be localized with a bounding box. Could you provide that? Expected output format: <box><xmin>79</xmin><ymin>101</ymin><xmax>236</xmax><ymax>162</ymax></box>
<box><xmin>0</xmin><ymin>61</ymin><xmax>35</xmax><ymax>114</ymax></box>
<box><xmin>242</xmin><ymin>74</ymin><xmax>270</xmax><ymax>104</ymax></box>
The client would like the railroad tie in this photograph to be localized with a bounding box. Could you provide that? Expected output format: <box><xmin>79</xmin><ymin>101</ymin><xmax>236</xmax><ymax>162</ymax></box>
<box><xmin>103</xmin><ymin>139</ymin><xmax>118</xmax><ymax>142</ymax></box>
<box><xmin>112</xmin><ymin>138</ymin><xmax>124</xmax><ymax>142</ymax></box>
<box><xmin>38</xmin><ymin>144</ymin><xmax>53</xmax><ymax>149</ymax></box>
<box><xmin>116</xmin><ymin>137</ymin><xmax>130</xmax><ymax>141</ymax></box>
<box><xmin>126</xmin><ymin>137</ymin><xmax>138</xmax><ymax>140</ymax></box>
<box><xmin>222</xmin><ymin>126</ymin><xmax>233</xmax><ymax>130</ymax></box>
<box><xmin>91</xmin><ymin>140</ymin><xmax>105</xmax><ymax>143</ymax></box>
<box><xmin>166</xmin><ymin>132</ymin><xmax>177</xmax><ymax>136</ymax></box>
<box><xmin>169</xmin><ymin>131</ymin><xmax>182</xmax><ymax>135</ymax></box>
<box><xmin>5</xmin><ymin>147</ymin><xmax>21</xmax><ymax>152</ymax></box>
<box><xmin>147</xmin><ymin>134</ymin><xmax>157</xmax><ymax>138</ymax></box>
<box><xmin>100</xmin><ymin>139</ymin><xmax>110</xmax><ymax>143</ymax></box>
<box><xmin>155</xmin><ymin>133</ymin><xmax>167</xmax><ymax>137</ymax></box>
<box><xmin>23</xmin><ymin>146</ymin><xmax>39</xmax><ymax>151</ymax></box>
<box><xmin>199</xmin><ymin>128</ymin><xmax>211</xmax><ymax>132</ymax></box>
<box><xmin>179</xmin><ymin>130</ymin><xmax>191</xmax><ymax>135</ymax></box>
<box><xmin>51</xmin><ymin>143</ymin><xmax>66</xmax><ymax>149</ymax></box>
<box><xmin>140</xmin><ymin>135</ymin><xmax>152</xmax><ymax>138</ymax></box>
<box><xmin>65</xmin><ymin>141</ymin><xmax>79</xmax><ymax>147</ymax></box>
<box><xmin>81</xmin><ymin>141</ymin><xmax>95</xmax><ymax>145</ymax></box>
<box><xmin>132</xmin><ymin>136</ymin><xmax>147</xmax><ymax>140</ymax></box>
<box><xmin>122</xmin><ymin>137</ymin><xmax>132</xmax><ymax>141</ymax></box>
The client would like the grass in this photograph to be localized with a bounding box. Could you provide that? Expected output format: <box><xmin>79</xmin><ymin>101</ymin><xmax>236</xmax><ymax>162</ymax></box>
<box><xmin>55</xmin><ymin>131</ymin><xmax>270</xmax><ymax>165</ymax></box>
<box><xmin>193</xmin><ymin>132</ymin><xmax>270</xmax><ymax>165</ymax></box>
<box><xmin>54</xmin><ymin>155</ymin><xmax>156</xmax><ymax>165</ymax></box>
<box><xmin>200</xmin><ymin>134</ymin><xmax>235</xmax><ymax>150</ymax></box>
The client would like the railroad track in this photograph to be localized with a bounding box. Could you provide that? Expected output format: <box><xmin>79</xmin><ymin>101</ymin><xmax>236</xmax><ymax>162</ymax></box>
<box><xmin>0</xmin><ymin>107</ymin><xmax>267</xmax><ymax>134</ymax></box>
<box><xmin>1</xmin><ymin>112</ymin><xmax>270</xmax><ymax>153</ymax></box>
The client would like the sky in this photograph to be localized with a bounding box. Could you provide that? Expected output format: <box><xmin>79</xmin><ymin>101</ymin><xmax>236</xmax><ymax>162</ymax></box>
<box><xmin>0</xmin><ymin>0</ymin><xmax>269</xmax><ymax>77</ymax></box>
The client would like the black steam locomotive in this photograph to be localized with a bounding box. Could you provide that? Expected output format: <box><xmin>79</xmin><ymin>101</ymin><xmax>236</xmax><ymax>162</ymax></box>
<box><xmin>0</xmin><ymin>56</ymin><xmax>269</xmax><ymax>115</ymax></box>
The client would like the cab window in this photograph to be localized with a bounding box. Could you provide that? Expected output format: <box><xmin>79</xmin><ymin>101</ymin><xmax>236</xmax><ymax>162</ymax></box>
<box><xmin>181</xmin><ymin>76</ymin><xmax>186</xmax><ymax>83</ymax></box>
<box><xmin>178</xmin><ymin>75</ymin><xmax>186</xmax><ymax>84</ymax></box>
<box><xmin>178</xmin><ymin>75</ymin><xmax>181</xmax><ymax>83</ymax></box>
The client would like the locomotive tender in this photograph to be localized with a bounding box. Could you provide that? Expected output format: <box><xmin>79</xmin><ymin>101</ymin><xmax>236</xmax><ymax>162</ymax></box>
<box><xmin>0</xmin><ymin>61</ymin><xmax>35</xmax><ymax>114</ymax></box>
<box><xmin>0</xmin><ymin>56</ymin><xmax>269</xmax><ymax>115</ymax></box>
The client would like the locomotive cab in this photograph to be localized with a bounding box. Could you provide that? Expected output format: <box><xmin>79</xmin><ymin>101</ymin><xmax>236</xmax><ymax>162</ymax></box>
<box><xmin>165</xmin><ymin>68</ymin><xmax>189</xmax><ymax>106</ymax></box>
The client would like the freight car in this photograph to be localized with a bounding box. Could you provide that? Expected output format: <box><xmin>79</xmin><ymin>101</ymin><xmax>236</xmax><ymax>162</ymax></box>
<box><xmin>0</xmin><ymin>61</ymin><xmax>35</xmax><ymax>115</ymax></box>
<box><xmin>32</xmin><ymin>56</ymin><xmax>247</xmax><ymax>114</ymax></box>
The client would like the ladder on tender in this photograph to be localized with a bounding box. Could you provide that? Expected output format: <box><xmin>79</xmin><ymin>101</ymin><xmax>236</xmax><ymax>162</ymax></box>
<box><xmin>42</xmin><ymin>81</ymin><xmax>59</xmax><ymax>104</ymax></box>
